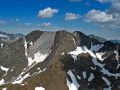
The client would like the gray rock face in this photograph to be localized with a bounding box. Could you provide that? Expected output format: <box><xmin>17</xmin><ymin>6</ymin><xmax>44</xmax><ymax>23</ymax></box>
<box><xmin>0</xmin><ymin>30</ymin><xmax>119</xmax><ymax>90</ymax></box>
<box><xmin>28</xmin><ymin>32</ymin><xmax>56</xmax><ymax>58</ymax></box>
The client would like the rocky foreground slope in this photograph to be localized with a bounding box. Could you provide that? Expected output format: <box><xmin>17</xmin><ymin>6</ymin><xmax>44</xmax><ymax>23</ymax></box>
<box><xmin>0</xmin><ymin>30</ymin><xmax>120</xmax><ymax>90</ymax></box>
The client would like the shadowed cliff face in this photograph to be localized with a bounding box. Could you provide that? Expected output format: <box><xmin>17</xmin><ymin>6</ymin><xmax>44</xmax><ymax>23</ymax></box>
<box><xmin>0</xmin><ymin>30</ymin><xmax>120</xmax><ymax>90</ymax></box>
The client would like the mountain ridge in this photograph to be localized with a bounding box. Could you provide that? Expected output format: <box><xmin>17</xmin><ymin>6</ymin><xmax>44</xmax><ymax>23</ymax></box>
<box><xmin>0</xmin><ymin>30</ymin><xmax>120</xmax><ymax>90</ymax></box>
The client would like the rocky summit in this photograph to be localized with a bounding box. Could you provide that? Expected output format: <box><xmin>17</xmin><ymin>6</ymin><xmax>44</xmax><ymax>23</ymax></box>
<box><xmin>0</xmin><ymin>30</ymin><xmax>120</xmax><ymax>90</ymax></box>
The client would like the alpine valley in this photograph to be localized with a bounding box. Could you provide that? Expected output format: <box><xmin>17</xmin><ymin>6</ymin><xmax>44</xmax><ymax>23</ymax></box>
<box><xmin>0</xmin><ymin>30</ymin><xmax>120</xmax><ymax>90</ymax></box>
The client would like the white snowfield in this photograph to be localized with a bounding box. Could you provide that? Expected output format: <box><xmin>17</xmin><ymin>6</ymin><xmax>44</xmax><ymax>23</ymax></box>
<box><xmin>96</xmin><ymin>52</ymin><xmax>105</xmax><ymax>61</ymax></box>
<box><xmin>90</xmin><ymin>43</ymin><xmax>103</xmax><ymax>52</ymax></box>
<box><xmin>82</xmin><ymin>71</ymin><xmax>86</xmax><ymax>79</ymax></box>
<box><xmin>0</xmin><ymin>34</ymin><xmax>8</xmax><ymax>38</ymax></box>
<box><xmin>88</xmin><ymin>73</ymin><xmax>94</xmax><ymax>82</ymax></box>
<box><xmin>27</xmin><ymin>52</ymin><xmax>49</xmax><ymax>66</ymax></box>
<box><xmin>24</xmin><ymin>38</ymin><xmax>50</xmax><ymax>67</ymax></box>
<box><xmin>0</xmin><ymin>66</ymin><xmax>9</xmax><ymax>77</ymax></box>
<box><xmin>35</xmin><ymin>87</ymin><xmax>45</xmax><ymax>90</ymax></box>
<box><xmin>0</xmin><ymin>66</ymin><xmax>9</xmax><ymax>72</ymax></box>
<box><xmin>68</xmin><ymin>46</ymin><xmax>120</xmax><ymax>90</ymax></box>
<box><xmin>0</xmin><ymin>79</ymin><xmax>5</xmax><ymax>85</ymax></box>
<box><xmin>68</xmin><ymin>46</ymin><xmax>120</xmax><ymax>77</ymax></box>
<box><xmin>12</xmin><ymin>73</ymin><xmax>30</xmax><ymax>84</ymax></box>
<box><xmin>102</xmin><ymin>76</ymin><xmax>111</xmax><ymax>90</ymax></box>
<box><xmin>0</xmin><ymin>43</ymin><xmax>3</xmax><ymax>48</ymax></box>
<box><xmin>2</xmin><ymin>87</ymin><xmax>7</xmax><ymax>90</ymax></box>
<box><xmin>114</xmin><ymin>51</ymin><xmax>120</xmax><ymax>69</ymax></box>
<box><xmin>67</xmin><ymin>70</ymin><xmax>80</xmax><ymax>90</ymax></box>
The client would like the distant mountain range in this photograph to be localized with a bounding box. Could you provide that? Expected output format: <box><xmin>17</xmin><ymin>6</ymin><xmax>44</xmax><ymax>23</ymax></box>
<box><xmin>0</xmin><ymin>31</ymin><xmax>24</xmax><ymax>43</ymax></box>
<box><xmin>88</xmin><ymin>34</ymin><xmax>107</xmax><ymax>43</ymax></box>
<box><xmin>0</xmin><ymin>30</ymin><xmax>120</xmax><ymax>90</ymax></box>
<box><xmin>109</xmin><ymin>40</ymin><xmax>120</xmax><ymax>44</ymax></box>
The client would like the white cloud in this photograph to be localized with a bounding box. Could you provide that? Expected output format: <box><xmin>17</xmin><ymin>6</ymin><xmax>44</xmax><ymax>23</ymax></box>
<box><xmin>38</xmin><ymin>7</ymin><xmax>59</xmax><ymax>18</ymax></box>
<box><xmin>85</xmin><ymin>0</ymin><xmax>120</xmax><ymax>30</ymax></box>
<box><xmin>85</xmin><ymin>9</ymin><xmax>114</xmax><ymax>23</ymax></box>
<box><xmin>85</xmin><ymin>9</ymin><xmax>120</xmax><ymax>30</ymax></box>
<box><xmin>97</xmin><ymin>0</ymin><xmax>120</xmax><ymax>12</ymax></box>
<box><xmin>65</xmin><ymin>12</ymin><xmax>80</xmax><ymax>21</ymax></box>
<box><xmin>0</xmin><ymin>20</ymin><xmax>6</xmax><ymax>25</ymax></box>
<box><xmin>42</xmin><ymin>22</ymin><xmax>52</xmax><ymax>27</ymax></box>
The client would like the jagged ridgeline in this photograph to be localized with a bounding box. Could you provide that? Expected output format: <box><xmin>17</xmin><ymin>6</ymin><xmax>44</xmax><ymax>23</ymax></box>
<box><xmin>0</xmin><ymin>30</ymin><xmax>120</xmax><ymax>90</ymax></box>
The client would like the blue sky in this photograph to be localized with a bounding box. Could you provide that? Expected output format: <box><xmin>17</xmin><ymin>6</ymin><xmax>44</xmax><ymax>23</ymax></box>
<box><xmin>0</xmin><ymin>0</ymin><xmax>120</xmax><ymax>40</ymax></box>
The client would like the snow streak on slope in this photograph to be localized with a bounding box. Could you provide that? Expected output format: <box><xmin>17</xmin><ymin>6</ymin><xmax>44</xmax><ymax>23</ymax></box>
<box><xmin>68</xmin><ymin>47</ymin><xmax>84</xmax><ymax>61</ymax></box>
<box><xmin>67</xmin><ymin>70</ymin><xmax>80</xmax><ymax>90</ymax></box>
<box><xmin>114</xmin><ymin>51</ymin><xmax>120</xmax><ymax>69</ymax></box>
<box><xmin>0</xmin><ymin>79</ymin><xmax>5</xmax><ymax>85</ymax></box>
<box><xmin>90</xmin><ymin>43</ymin><xmax>103</xmax><ymax>52</ymax></box>
<box><xmin>88</xmin><ymin>73</ymin><xmax>94</xmax><ymax>82</ymax></box>
<box><xmin>0</xmin><ymin>35</ymin><xmax>8</xmax><ymax>38</ymax></box>
<box><xmin>0</xmin><ymin>66</ymin><xmax>9</xmax><ymax>72</ymax></box>
<box><xmin>24</xmin><ymin>38</ymin><xmax>50</xmax><ymax>66</ymax></box>
<box><xmin>0</xmin><ymin>43</ymin><xmax>3</xmax><ymax>48</ymax></box>
<box><xmin>24</xmin><ymin>32</ymin><xmax>55</xmax><ymax>67</ymax></box>
<box><xmin>102</xmin><ymin>77</ymin><xmax>111</xmax><ymax>90</ymax></box>
<box><xmin>12</xmin><ymin>73</ymin><xmax>30</xmax><ymax>84</ymax></box>
<box><xmin>27</xmin><ymin>52</ymin><xmax>49</xmax><ymax>66</ymax></box>
<box><xmin>2</xmin><ymin>87</ymin><xmax>7</xmax><ymax>90</ymax></box>
<box><xmin>12</xmin><ymin>68</ymin><xmax>46</xmax><ymax>84</ymax></box>
<box><xmin>68</xmin><ymin>46</ymin><xmax>120</xmax><ymax>82</ymax></box>
<box><xmin>82</xmin><ymin>71</ymin><xmax>86</xmax><ymax>79</ymax></box>
<box><xmin>35</xmin><ymin>87</ymin><xmax>45</xmax><ymax>90</ymax></box>
<box><xmin>96</xmin><ymin>52</ymin><xmax>105</xmax><ymax>61</ymax></box>
<box><xmin>24</xmin><ymin>38</ymin><xmax>28</xmax><ymax>56</ymax></box>
<box><xmin>0</xmin><ymin>66</ymin><xmax>9</xmax><ymax>76</ymax></box>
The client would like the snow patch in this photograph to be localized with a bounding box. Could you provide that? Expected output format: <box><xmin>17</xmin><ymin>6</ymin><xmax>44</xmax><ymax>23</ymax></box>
<box><xmin>37</xmin><ymin>67</ymin><xmax>40</xmax><ymax>70</ymax></box>
<box><xmin>114</xmin><ymin>51</ymin><xmax>120</xmax><ymax>69</ymax></box>
<box><xmin>82</xmin><ymin>71</ymin><xmax>86</xmax><ymax>79</ymax></box>
<box><xmin>36</xmin><ymin>68</ymin><xmax>46</xmax><ymax>75</ymax></box>
<box><xmin>68</xmin><ymin>47</ymin><xmax>84</xmax><ymax>61</ymax></box>
<box><xmin>24</xmin><ymin>38</ymin><xmax>49</xmax><ymax>66</ymax></box>
<box><xmin>72</xmin><ymin>37</ymin><xmax>77</xmax><ymax>47</ymax></box>
<box><xmin>102</xmin><ymin>77</ymin><xmax>111</xmax><ymax>90</ymax></box>
<box><xmin>29</xmin><ymin>41</ymin><xmax>34</xmax><ymax>45</ymax></box>
<box><xmin>90</xmin><ymin>43</ymin><xmax>103</xmax><ymax>52</ymax></box>
<box><xmin>68</xmin><ymin>46</ymin><xmax>120</xmax><ymax>78</ymax></box>
<box><xmin>67</xmin><ymin>70</ymin><xmax>80</xmax><ymax>90</ymax></box>
<box><xmin>1</xmin><ymin>43</ymin><xmax>3</xmax><ymax>48</ymax></box>
<box><xmin>61</xmin><ymin>52</ymin><xmax>65</xmax><ymax>55</ymax></box>
<box><xmin>24</xmin><ymin>39</ymin><xmax>28</xmax><ymax>56</ymax></box>
<box><xmin>27</xmin><ymin>52</ymin><xmax>49</xmax><ymax>66</ymax></box>
<box><xmin>12</xmin><ymin>66</ymin><xmax>46</xmax><ymax>84</ymax></box>
<box><xmin>96</xmin><ymin>52</ymin><xmax>105</xmax><ymax>61</ymax></box>
<box><xmin>88</xmin><ymin>73</ymin><xmax>94</xmax><ymax>81</ymax></box>
<box><xmin>0</xmin><ymin>79</ymin><xmax>5</xmax><ymax>85</ymax></box>
<box><xmin>77</xmin><ymin>75</ymin><xmax>81</xmax><ymax>80</ymax></box>
<box><xmin>0</xmin><ymin>35</ymin><xmax>8</xmax><ymax>38</ymax></box>
<box><xmin>0</xmin><ymin>66</ymin><xmax>9</xmax><ymax>72</ymax></box>
<box><xmin>12</xmin><ymin>73</ymin><xmax>30</xmax><ymax>84</ymax></box>
<box><xmin>35</xmin><ymin>87</ymin><xmax>45</xmax><ymax>90</ymax></box>
<box><xmin>2</xmin><ymin>88</ymin><xmax>7</xmax><ymax>90</ymax></box>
